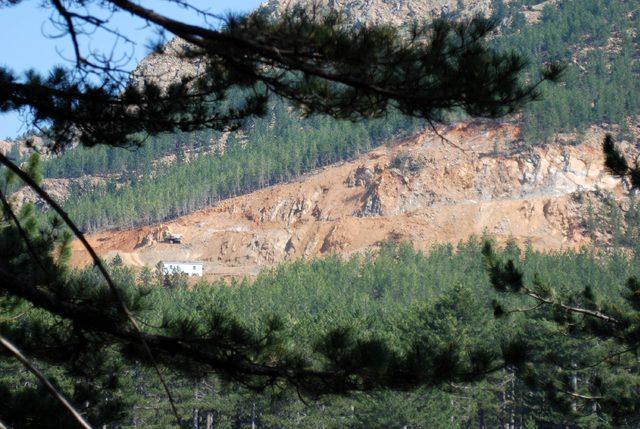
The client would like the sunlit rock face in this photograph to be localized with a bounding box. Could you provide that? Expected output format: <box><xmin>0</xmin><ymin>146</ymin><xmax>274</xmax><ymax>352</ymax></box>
<box><xmin>130</xmin><ymin>0</ymin><xmax>497</xmax><ymax>90</ymax></box>
<box><xmin>259</xmin><ymin>0</ymin><xmax>497</xmax><ymax>28</ymax></box>
<box><xmin>131</xmin><ymin>38</ymin><xmax>206</xmax><ymax>90</ymax></box>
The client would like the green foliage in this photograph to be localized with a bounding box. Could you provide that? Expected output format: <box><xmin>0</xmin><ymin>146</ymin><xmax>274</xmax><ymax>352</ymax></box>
<box><xmin>6</xmin><ymin>179</ymin><xmax>640</xmax><ymax>427</ymax></box>
<box><xmin>2</xmin><ymin>2</ymin><xmax>640</xmax><ymax>427</ymax></box>
<box><xmin>55</xmin><ymin>240</ymin><xmax>640</xmax><ymax>427</ymax></box>
<box><xmin>484</xmin><ymin>240</ymin><xmax>640</xmax><ymax>427</ymax></box>
<box><xmin>0</xmin><ymin>199</ymin><xmax>131</xmax><ymax>427</ymax></box>
<box><xmin>2</xmin><ymin>2</ymin><xmax>550</xmax><ymax>150</ymax></box>
<box><xmin>496</xmin><ymin>0</ymin><xmax>640</xmax><ymax>141</ymax></box>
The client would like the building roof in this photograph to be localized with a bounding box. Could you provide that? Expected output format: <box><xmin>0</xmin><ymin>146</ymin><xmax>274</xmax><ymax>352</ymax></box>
<box><xmin>161</xmin><ymin>261</ymin><xmax>204</xmax><ymax>266</ymax></box>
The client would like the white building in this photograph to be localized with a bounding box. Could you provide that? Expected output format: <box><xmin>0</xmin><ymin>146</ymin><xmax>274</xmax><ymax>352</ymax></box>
<box><xmin>161</xmin><ymin>261</ymin><xmax>204</xmax><ymax>277</ymax></box>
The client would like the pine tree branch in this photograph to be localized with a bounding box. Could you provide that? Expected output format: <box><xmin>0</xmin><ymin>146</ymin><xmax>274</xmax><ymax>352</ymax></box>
<box><xmin>0</xmin><ymin>265</ymin><xmax>332</xmax><ymax>382</ymax></box>
<box><xmin>105</xmin><ymin>0</ymin><xmax>553</xmax><ymax>108</ymax></box>
<box><xmin>0</xmin><ymin>263</ymin><xmax>509</xmax><ymax>394</ymax></box>
<box><xmin>559</xmin><ymin>389</ymin><xmax>604</xmax><ymax>401</ymax></box>
<box><xmin>0</xmin><ymin>334</ymin><xmax>93</xmax><ymax>429</ymax></box>
<box><xmin>558</xmin><ymin>346</ymin><xmax>637</xmax><ymax>371</ymax></box>
<box><xmin>2</xmin><ymin>1</ymin><xmax>560</xmax><ymax>149</ymax></box>
<box><xmin>426</xmin><ymin>119</ymin><xmax>467</xmax><ymax>152</ymax></box>
<box><xmin>521</xmin><ymin>287</ymin><xmax>620</xmax><ymax>325</ymax></box>
<box><xmin>0</xmin><ymin>153</ymin><xmax>183</xmax><ymax>426</ymax></box>
<box><xmin>502</xmin><ymin>301</ymin><xmax>545</xmax><ymax>316</ymax></box>
<box><xmin>485</xmin><ymin>244</ymin><xmax>622</xmax><ymax>323</ymax></box>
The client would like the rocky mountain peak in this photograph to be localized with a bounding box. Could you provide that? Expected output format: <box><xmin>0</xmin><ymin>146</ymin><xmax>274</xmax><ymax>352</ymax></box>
<box><xmin>259</xmin><ymin>0</ymin><xmax>497</xmax><ymax>28</ymax></box>
<box><xmin>132</xmin><ymin>0</ymin><xmax>499</xmax><ymax>87</ymax></box>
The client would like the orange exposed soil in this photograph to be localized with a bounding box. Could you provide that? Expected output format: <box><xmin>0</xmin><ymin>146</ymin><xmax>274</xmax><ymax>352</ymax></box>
<box><xmin>70</xmin><ymin>121</ymin><xmax>629</xmax><ymax>279</ymax></box>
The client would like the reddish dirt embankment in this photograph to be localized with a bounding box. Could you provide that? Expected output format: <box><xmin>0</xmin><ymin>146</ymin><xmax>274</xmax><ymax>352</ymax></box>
<box><xmin>70</xmin><ymin>121</ymin><xmax>631</xmax><ymax>279</ymax></box>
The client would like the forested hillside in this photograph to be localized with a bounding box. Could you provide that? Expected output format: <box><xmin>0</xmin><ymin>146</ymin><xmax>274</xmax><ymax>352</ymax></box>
<box><xmin>62</xmin><ymin>104</ymin><xmax>420</xmax><ymax>230</ymax></box>
<box><xmin>25</xmin><ymin>0</ymin><xmax>638</xmax><ymax>231</ymax></box>
<box><xmin>494</xmin><ymin>0</ymin><xmax>640</xmax><ymax>141</ymax></box>
<box><xmin>5</xmin><ymin>240</ymin><xmax>640</xmax><ymax>427</ymax></box>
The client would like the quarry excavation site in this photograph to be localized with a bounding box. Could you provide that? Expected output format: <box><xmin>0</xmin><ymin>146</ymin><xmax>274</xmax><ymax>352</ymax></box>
<box><xmin>69</xmin><ymin>121</ymin><xmax>631</xmax><ymax>279</ymax></box>
<box><xmin>6</xmin><ymin>0</ymin><xmax>640</xmax><ymax>426</ymax></box>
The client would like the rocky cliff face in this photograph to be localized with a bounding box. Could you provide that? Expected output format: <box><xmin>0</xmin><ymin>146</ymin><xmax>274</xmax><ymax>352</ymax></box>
<box><xmin>9</xmin><ymin>176</ymin><xmax>105</xmax><ymax>211</ymax></box>
<box><xmin>0</xmin><ymin>140</ymin><xmax>13</xmax><ymax>156</ymax></box>
<box><xmin>259</xmin><ymin>0</ymin><xmax>497</xmax><ymax>27</ymax></box>
<box><xmin>131</xmin><ymin>0</ymin><xmax>498</xmax><ymax>89</ymax></box>
<box><xmin>0</xmin><ymin>136</ymin><xmax>46</xmax><ymax>158</ymax></box>
<box><xmin>70</xmin><ymin>121</ymin><xmax>634</xmax><ymax>279</ymax></box>
<box><xmin>131</xmin><ymin>38</ymin><xmax>206</xmax><ymax>90</ymax></box>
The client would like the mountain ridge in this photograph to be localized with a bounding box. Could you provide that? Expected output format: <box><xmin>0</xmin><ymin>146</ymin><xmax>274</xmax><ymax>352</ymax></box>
<box><xmin>258</xmin><ymin>0</ymin><xmax>498</xmax><ymax>27</ymax></box>
<box><xmin>130</xmin><ymin>0</ymin><xmax>498</xmax><ymax>90</ymax></box>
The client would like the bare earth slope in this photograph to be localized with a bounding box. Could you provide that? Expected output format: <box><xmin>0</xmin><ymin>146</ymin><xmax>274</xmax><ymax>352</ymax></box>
<box><xmin>70</xmin><ymin>121</ymin><xmax>628</xmax><ymax>278</ymax></box>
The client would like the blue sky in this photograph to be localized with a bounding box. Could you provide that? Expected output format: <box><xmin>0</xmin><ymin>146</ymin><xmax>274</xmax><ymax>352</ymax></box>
<box><xmin>0</xmin><ymin>0</ymin><xmax>263</xmax><ymax>139</ymax></box>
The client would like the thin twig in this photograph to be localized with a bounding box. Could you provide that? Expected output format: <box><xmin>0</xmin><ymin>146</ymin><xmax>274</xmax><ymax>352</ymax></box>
<box><xmin>559</xmin><ymin>389</ymin><xmax>603</xmax><ymax>401</ymax></box>
<box><xmin>0</xmin><ymin>334</ymin><xmax>93</xmax><ymax>429</ymax></box>
<box><xmin>109</xmin><ymin>0</ymin><xmax>551</xmax><ymax>107</ymax></box>
<box><xmin>427</xmin><ymin>118</ymin><xmax>467</xmax><ymax>152</ymax></box>
<box><xmin>0</xmin><ymin>311</ymin><xmax>27</xmax><ymax>323</ymax></box>
<box><xmin>0</xmin><ymin>153</ymin><xmax>183</xmax><ymax>426</ymax></box>
<box><xmin>558</xmin><ymin>346</ymin><xmax>637</xmax><ymax>371</ymax></box>
<box><xmin>51</xmin><ymin>0</ymin><xmax>84</xmax><ymax>67</ymax></box>
<box><xmin>503</xmin><ymin>301</ymin><xmax>545</xmax><ymax>316</ymax></box>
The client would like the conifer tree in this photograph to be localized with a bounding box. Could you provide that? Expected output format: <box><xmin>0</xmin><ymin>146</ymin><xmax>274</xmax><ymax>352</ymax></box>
<box><xmin>482</xmin><ymin>135</ymin><xmax>640</xmax><ymax>426</ymax></box>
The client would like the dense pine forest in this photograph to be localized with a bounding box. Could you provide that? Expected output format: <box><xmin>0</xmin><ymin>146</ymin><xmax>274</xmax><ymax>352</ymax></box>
<box><xmin>495</xmin><ymin>0</ymin><xmax>640</xmax><ymax>141</ymax></box>
<box><xmin>25</xmin><ymin>0</ymin><xmax>639</xmax><ymax>231</ymax></box>
<box><xmin>4</xmin><ymin>239</ymin><xmax>640</xmax><ymax>427</ymax></box>
<box><xmin>4</xmin><ymin>1</ymin><xmax>640</xmax><ymax>427</ymax></box>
